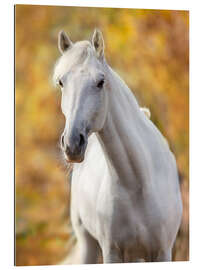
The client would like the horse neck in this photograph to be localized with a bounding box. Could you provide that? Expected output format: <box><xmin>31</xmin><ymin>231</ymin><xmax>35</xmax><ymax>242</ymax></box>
<box><xmin>96</xmin><ymin>65</ymin><xmax>149</xmax><ymax>187</ymax></box>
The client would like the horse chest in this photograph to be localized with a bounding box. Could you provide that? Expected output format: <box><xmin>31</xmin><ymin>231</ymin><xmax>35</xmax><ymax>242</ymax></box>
<box><xmin>94</xmin><ymin>185</ymin><xmax>153</xmax><ymax>248</ymax></box>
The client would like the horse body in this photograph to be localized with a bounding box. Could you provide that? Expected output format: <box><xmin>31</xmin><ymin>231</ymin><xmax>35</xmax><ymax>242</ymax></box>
<box><xmin>70</xmin><ymin>66</ymin><xmax>182</xmax><ymax>263</ymax></box>
<box><xmin>54</xmin><ymin>29</ymin><xmax>182</xmax><ymax>263</ymax></box>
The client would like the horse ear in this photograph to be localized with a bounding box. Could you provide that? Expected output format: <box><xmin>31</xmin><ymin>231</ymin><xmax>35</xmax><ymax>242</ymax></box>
<box><xmin>92</xmin><ymin>29</ymin><xmax>105</xmax><ymax>59</ymax></box>
<box><xmin>58</xmin><ymin>30</ymin><xmax>73</xmax><ymax>54</ymax></box>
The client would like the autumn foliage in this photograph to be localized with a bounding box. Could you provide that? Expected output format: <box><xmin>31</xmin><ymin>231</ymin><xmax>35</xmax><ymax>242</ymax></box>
<box><xmin>15</xmin><ymin>5</ymin><xmax>189</xmax><ymax>265</ymax></box>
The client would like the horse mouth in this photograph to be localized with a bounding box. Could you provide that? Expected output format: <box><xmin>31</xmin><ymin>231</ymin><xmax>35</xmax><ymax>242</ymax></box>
<box><xmin>65</xmin><ymin>155</ymin><xmax>84</xmax><ymax>163</ymax></box>
<box><xmin>63</xmin><ymin>150</ymin><xmax>85</xmax><ymax>163</ymax></box>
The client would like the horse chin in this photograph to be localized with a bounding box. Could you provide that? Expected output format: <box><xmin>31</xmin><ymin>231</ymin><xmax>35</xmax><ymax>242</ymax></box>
<box><xmin>67</xmin><ymin>157</ymin><xmax>84</xmax><ymax>163</ymax></box>
<box><xmin>64</xmin><ymin>153</ymin><xmax>85</xmax><ymax>164</ymax></box>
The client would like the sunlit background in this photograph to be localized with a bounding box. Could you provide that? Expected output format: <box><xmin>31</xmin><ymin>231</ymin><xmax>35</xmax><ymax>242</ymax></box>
<box><xmin>15</xmin><ymin>5</ymin><xmax>189</xmax><ymax>265</ymax></box>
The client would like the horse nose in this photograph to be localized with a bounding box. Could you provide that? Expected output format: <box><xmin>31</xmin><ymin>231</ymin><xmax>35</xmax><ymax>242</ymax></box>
<box><xmin>69</xmin><ymin>133</ymin><xmax>86</xmax><ymax>153</ymax></box>
<box><xmin>61</xmin><ymin>131</ymin><xmax>86</xmax><ymax>157</ymax></box>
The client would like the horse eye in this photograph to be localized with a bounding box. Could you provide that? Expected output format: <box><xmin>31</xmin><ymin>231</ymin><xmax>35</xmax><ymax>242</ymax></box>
<box><xmin>58</xmin><ymin>79</ymin><xmax>63</xmax><ymax>88</ymax></box>
<box><xmin>97</xmin><ymin>79</ymin><xmax>104</xmax><ymax>89</ymax></box>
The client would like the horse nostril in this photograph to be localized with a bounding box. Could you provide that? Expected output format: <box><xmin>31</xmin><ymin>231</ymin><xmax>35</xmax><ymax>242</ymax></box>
<box><xmin>79</xmin><ymin>134</ymin><xmax>85</xmax><ymax>147</ymax></box>
<box><xmin>61</xmin><ymin>134</ymin><xmax>65</xmax><ymax>149</ymax></box>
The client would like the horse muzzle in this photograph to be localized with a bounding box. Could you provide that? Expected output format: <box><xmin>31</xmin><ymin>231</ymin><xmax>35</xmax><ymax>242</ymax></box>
<box><xmin>61</xmin><ymin>131</ymin><xmax>87</xmax><ymax>163</ymax></box>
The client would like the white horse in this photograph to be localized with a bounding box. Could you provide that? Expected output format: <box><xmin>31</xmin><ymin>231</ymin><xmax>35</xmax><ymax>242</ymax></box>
<box><xmin>53</xmin><ymin>29</ymin><xmax>182</xmax><ymax>263</ymax></box>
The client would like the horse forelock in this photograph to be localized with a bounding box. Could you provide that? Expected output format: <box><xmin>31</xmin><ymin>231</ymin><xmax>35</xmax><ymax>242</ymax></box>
<box><xmin>53</xmin><ymin>40</ymin><xmax>95</xmax><ymax>86</ymax></box>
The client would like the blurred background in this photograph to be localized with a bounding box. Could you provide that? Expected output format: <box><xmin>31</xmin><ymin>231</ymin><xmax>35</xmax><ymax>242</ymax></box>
<box><xmin>15</xmin><ymin>5</ymin><xmax>189</xmax><ymax>265</ymax></box>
